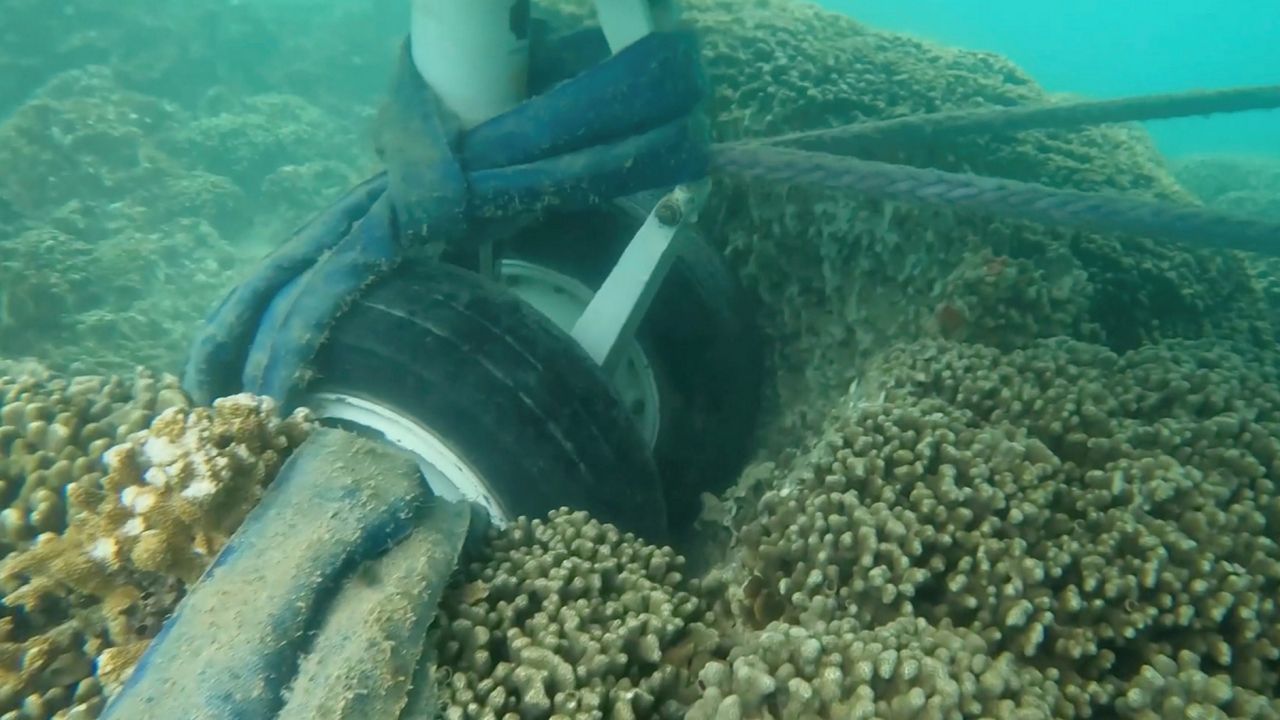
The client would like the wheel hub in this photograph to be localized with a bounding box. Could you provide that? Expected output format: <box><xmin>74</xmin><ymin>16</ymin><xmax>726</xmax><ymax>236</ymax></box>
<box><xmin>496</xmin><ymin>259</ymin><xmax>663</xmax><ymax>450</ymax></box>
<box><xmin>301</xmin><ymin>391</ymin><xmax>512</xmax><ymax>527</ymax></box>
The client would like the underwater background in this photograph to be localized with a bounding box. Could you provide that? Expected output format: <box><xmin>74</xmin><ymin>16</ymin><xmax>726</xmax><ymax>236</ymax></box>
<box><xmin>1</xmin><ymin>0</ymin><xmax>1279</xmax><ymax>718</ymax></box>
<box><xmin>829</xmin><ymin>0</ymin><xmax>1280</xmax><ymax>158</ymax></box>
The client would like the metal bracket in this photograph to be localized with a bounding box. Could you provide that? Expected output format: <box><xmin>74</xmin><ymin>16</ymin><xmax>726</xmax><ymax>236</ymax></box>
<box><xmin>568</xmin><ymin>0</ymin><xmax>704</xmax><ymax>376</ymax></box>
<box><xmin>570</xmin><ymin>180</ymin><xmax>710</xmax><ymax>376</ymax></box>
<box><xmin>594</xmin><ymin>0</ymin><xmax>657</xmax><ymax>51</ymax></box>
<box><xmin>594</xmin><ymin>0</ymin><xmax>682</xmax><ymax>48</ymax></box>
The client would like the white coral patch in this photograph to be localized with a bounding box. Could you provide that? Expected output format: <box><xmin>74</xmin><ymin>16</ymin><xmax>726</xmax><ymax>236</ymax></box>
<box><xmin>121</xmin><ymin>485</ymin><xmax>158</xmax><ymax>514</ymax></box>
<box><xmin>181</xmin><ymin>477</ymin><xmax>219</xmax><ymax>500</ymax></box>
<box><xmin>143</xmin><ymin>465</ymin><xmax>172</xmax><ymax>488</ymax></box>
<box><xmin>101</xmin><ymin>444</ymin><xmax>131</xmax><ymax>473</ymax></box>
<box><xmin>142</xmin><ymin>434</ymin><xmax>182</xmax><ymax>467</ymax></box>
<box><xmin>89</xmin><ymin>537</ymin><xmax>120</xmax><ymax>566</ymax></box>
<box><xmin>122</xmin><ymin>517</ymin><xmax>146</xmax><ymax>537</ymax></box>
<box><xmin>216</xmin><ymin>392</ymin><xmax>274</xmax><ymax>415</ymax></box>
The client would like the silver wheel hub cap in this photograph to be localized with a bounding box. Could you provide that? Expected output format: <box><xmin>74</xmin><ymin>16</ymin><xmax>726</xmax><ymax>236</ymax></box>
<box><xmin>303</xmin><ymin>391</ymin><xmax>512</xmax><ymax>527</ymax></box>
<box><xmin>497</xmin><ymin>259</ymin><xmax>663</xmax><ymax>449</ymax></box>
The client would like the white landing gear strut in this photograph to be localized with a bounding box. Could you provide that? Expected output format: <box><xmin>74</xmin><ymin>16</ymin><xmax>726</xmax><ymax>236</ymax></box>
<box><xmin>409</xmin><ymin>0</ymin><xmax>706</xmax><ymax>379</ymax></box>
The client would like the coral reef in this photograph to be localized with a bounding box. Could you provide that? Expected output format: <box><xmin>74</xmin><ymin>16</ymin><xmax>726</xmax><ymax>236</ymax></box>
<box><xmin>0</xmin><ymin>365</ymin><xmax>311</xmax><ymax>718</ymax></box>
<box><xmin>3</xmin><ymin>393</ymin><xmax>313</xmax><ymax>594</ymax></box>
<box><xmin>0</xmin><ymin>64</ymin><xmax>367</xmax><ymax>376</ymax></box>
<box><xmin>0</xmin><ymin>68</ymin><xmax>193</xmax><ymax>221</ymax></box>
<box><xmin>0</xmin><ymin>366</ymin><xmax>178</xmax><ymax>558</ymax></box>
<box><xmin>0</xmin><ymin>0</ymin><xmax>403</xmax><ymax>118</ymax></box>
<box><xmin>430</xmin><ymin>510</ymin><xmax>718</xmax><ymax>719</ymax></box>
<box><xmin>0</xmin><ymin>67</ymin><xmax>245</xmax><ymax>374</ymax></box>
<box><xmin>1168</xmin><ymin>153</ymin><xmax>1280</xmax><ymax>321</ymax></box>
<box><xmin>7</xmin><ymin>334</ymin><xmax>1279</xmax><ymax>719</ymax></box>
<box><xmin>154</xmin><ymin>92</ymin><xmax>363</xmax><ymax>197</ymax></box>
<box><xmin>248</xmin><ymin>335</ymin><xmax>1279</xmax><ymax>720</ymax></box>
<box><xmin>0</xmin><ymin>364</ymin><xmax>179</xmax><ymax>719</ymax></box>
<box><xmin>692</xmin><ymin>337</ymin><xmax>1280</xmax><ymax>718</ymax></box>
<box><xmin>687</xmin><ymin>617</ymin><xmax>1065</xmax><ymax>719</ymax></box>
<box><xmin>0</xmin><ymin>218</ymin><xmax>243</xmax><ymax>376</ymax></box>
<box><xmin>1171</xmin><ymin>153</ymin><xmax>1280</xmax><ymax>222</ymax></box>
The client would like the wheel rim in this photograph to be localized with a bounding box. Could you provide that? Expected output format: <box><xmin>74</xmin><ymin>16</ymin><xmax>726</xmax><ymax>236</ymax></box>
<box><xmin>301</xmin><ymin>391</ymin><xmax>513</xmax><ymax>527</ymax></box>
<box><xmin>496</xmin><ymin>259</ymin><xmax>663</xmax><ymax>450</ymax></box>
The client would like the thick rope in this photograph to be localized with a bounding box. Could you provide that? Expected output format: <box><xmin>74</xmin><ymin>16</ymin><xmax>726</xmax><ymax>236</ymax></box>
<box><xmin>745</xmin><ymin>84</ymin><xmax>1280</xmax><ymax>153</ymax></box>
<box><xmin>710</xmin><ymin>144</ymin><xmax>1280</xmax><ymax>257</ymax></box>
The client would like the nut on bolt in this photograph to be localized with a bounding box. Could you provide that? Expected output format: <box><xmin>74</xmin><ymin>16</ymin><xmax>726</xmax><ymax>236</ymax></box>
<box><xmin>655</xmin><ymin>196</ymin><xmax>683</xmax><ymax>226</ymax></box>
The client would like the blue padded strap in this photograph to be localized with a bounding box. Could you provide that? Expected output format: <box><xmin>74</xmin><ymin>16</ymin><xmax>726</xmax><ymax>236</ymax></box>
<box><xmin>377</xmin><ymin>41</ymin><xmax>469</xmax><ymax>247</ymax></box>
<box><xmin>182</xmin><ymin>175</ymin><xmax>387</xmax><ymax>405</ymax></box>
<box><xmin>462</xmin><ymin>30</ymin><xmax>706</xmax><ymax>171</ymax></box>
<box><xmin>242</xmin><ymin>195</ymin><xmax>400</xmax><ymax>400</ymax></box>
<box><xmin>100</xmin><ymin>428</ymin><xmax>432</xmax><ymax>719</ymax></box>
<box><xmin>469</xmin><ymin>113</ymin><xmax>709</xmax><ymax>217</ymax></box>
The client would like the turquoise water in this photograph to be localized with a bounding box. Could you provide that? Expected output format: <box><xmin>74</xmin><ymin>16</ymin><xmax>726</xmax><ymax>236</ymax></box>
<box><xmin>826</xmin><ymin>0</ymin><xmax>1280</xmax><ymax>158</ymax></box>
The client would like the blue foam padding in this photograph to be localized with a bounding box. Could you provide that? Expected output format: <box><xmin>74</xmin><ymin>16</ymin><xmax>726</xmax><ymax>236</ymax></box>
<box><xmin>469</xmin><ymin>113</ymin><xmax>709</xmax><ymax>216</ymax></box>
<box><xmin>241</xmin><ymin>195</ymin><xmax>400</xmax><ymax>402</ymax></box>
<box><xmin>462</xmin><ymin>30</ymin><xmax>706</xmax><ymax>171</ymax></box>
<box><xmin>100</xmin><ymin>428</ymin><xmax>431</xmax><ymax>720</ymax></box>
<box><xmin>376</xmin><ymin>41</ymin><xmax>469</xmax><ymax>246</ymax></box>
<box><xmin>182</xmin><ymin>175</ymin><xmax>387</xmax><ymax>405</ymax></box>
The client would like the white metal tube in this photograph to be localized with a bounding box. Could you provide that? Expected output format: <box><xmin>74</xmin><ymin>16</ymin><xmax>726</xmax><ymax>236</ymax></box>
<box><xmin>594</xmin><ymin>0</ymin><xmax>657</xmax><ymax>52</ymax></box>
<box><xmin>410</xmin><ymin>0</ymin><xmax>530</xmax><ymax>129</ymax></box>
<box><xmin>574</xmin><ymin>0</ymin><xmax>693</xmax><ymax>377</ymax></box>
<box><xmin>571</xmin><ymin>181</ymin><xmax>709</xmax><ymax>376</ymax></box>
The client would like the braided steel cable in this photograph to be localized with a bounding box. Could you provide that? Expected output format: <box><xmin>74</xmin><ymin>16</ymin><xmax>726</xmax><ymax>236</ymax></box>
<box><xmin>743</xmin><ymin>85</ymin><xmax>1280</xmax><ymax>153</ymax></box>
<box><xmin>710</xmin><ymin>144</ymin><xmax>1280</xmax><ymax>257</ymax></box>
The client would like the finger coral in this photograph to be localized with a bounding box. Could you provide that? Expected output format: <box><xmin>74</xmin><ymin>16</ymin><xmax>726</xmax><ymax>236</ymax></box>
<box><xmin>695</xmin><ymin>337</ymin><xmax>1280</xmax><ymax>718</ymax></box>
<box><xmin>429</xmin><ymin>509</ymin><xmax>719</xmax><ymax>720</ymax></box>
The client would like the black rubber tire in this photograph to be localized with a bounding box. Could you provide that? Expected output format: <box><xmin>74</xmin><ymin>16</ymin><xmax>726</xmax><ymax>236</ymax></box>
<box><xmin>498</xmin><ymin>194</ymin><xmax>764</xmax><ymax>532</ymax></box>
<box><xmin>309</xmin><ymin>260</ymin><xmax>670</xmax><ymax>543</ymax></box>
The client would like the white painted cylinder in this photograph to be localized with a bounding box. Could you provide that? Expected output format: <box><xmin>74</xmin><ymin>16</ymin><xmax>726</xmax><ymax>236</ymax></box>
<box><xmin>410</xmin><ymin>0</ymin><xmax>530</xmax><ymax>129</ymax></box>
<box><xmin>594</xmin><ymin>0</ymin><xmax>658</xmax><ymax>52</ymax></box>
